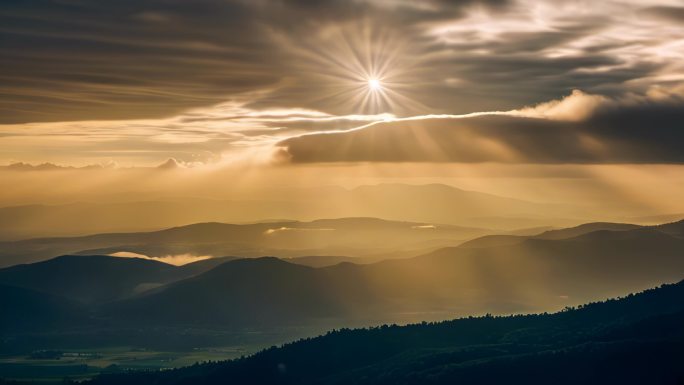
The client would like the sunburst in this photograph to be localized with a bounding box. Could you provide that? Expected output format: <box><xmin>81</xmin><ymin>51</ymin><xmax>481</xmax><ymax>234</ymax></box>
<box><xmin>283</xmin><ymin>21</ymin><xmax>429</xmax><ymax>116</ymax></box>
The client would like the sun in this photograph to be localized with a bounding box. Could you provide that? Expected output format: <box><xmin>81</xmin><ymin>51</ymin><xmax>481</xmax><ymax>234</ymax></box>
<box><xmin>287</xmin><ymin>21</ymin><xmax>430</xmax><ymax>115</ymax></box>
<box><xmin>368</xmin><ymin>78</ymin><xmax>382</xmax><ymax>91</ymax></box>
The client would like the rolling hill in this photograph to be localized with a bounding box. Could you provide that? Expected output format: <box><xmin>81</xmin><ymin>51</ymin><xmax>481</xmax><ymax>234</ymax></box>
<box><xmin>96</xmin><ymin>221</ymin><xmax>684</xmax><ymax>328</ymax></box>
<box><xmin>0</xmin><ymin>255</ymin><xmax>236</xmax><ymax>303</ymax></box>
<box><xmin>1</xmin><ymin>220</ymin><xmax>682</xmax><ymax>343</ymax></box>
<box><xmin>0</xmin><ymin>218</ymin><xmax>488</xmax><ymax>268</ymax></box>
<box><xmin>102</xmin><ymin>257</ymin><xmax>382</xmax><ymax>327</ymax></box>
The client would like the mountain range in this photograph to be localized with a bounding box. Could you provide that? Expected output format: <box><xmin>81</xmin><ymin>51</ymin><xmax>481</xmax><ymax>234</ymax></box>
<box><xmin>0</xmin><ymin>183</ymin><xmax>594</xmax><ymax>241</ymax></box>
<box><xmin>0</xmin><ymin>217</ymin><xmax>489</xmax><ymax>268</ymax></box>
<box><xmin>2</xmin><ymin>220</ymin><xmax>683</xmax><ymax>335</ymax></box>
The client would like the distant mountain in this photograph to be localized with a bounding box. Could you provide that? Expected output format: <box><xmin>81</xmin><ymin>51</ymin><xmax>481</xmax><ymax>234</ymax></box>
<box><xmin>0</xmin><ymin>218</ymin><xmax>488</xmax><ymax>267</ymax></box>
<box><xmin>459</xmin><ymin>220</ymin><xmax>675</xmax><ymax>248</ymax></box>
<box><xmin>338</xmin><ymin>183</ymin><xmax>586</xmax><ymax>229</ymax></box>
<box><xmin>86</xmin><ymin>280</ymin><xmax>684</xmax><ymax>385</ymax></box>
<box><xmin>284</xmin><ymin>255</ymin><xmax>378</xmax><ymax>268</ymax></box>
<box><xmin>457</xmin><ymin>234</ymin><xmax>528</xmax><ymax>248</ymax></box>
<box><xmin>0</xmin><ymin>255</ymin><xmax>234</xmax><ymax>303</ymax></box>
<box><xmin>534</xmin><ymin>222</ymin><xmax>641</xmax><ymax>240</ymax></box>
<box><xmin>0</xmin><ymin>184</ymin><xmax>590</xmax><ymax>241</ymax></box>
<box><xmin>3</xmin><ymin>221</ymin><xmax>683</xmax><ymax>338</ymax></box>
<box><xmin>98</xmin><ymin>221</ymin><xmax>684</xmax><ymax>328</ymax></box>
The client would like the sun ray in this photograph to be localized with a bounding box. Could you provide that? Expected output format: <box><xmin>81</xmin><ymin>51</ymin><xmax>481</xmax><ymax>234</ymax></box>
<box><xmin>280</xmin><ymin>20</ymin><xmax>431</xmax><ymax>116</ymax></box>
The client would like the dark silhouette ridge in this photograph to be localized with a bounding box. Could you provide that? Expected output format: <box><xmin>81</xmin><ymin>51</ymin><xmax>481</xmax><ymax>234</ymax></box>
<box><xmin>0</xmin><ymin>255</ymin><xmax>236</xmax><ymax>304</ymax></box>
<box><xmin>85</xmin><ymin>280</ymin><xmax>684</xmax><ymax>385</ymax></box>
<box><xmin>101</xmin><ymin>257</ymin><xmax>380</xmax><ymax>327</ymax></box>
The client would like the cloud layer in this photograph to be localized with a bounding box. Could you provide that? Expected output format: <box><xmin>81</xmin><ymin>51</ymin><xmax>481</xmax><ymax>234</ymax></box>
<box><xmin>277</xmin><ymin>88</ymin><xmax>684</xmax><ymax>164</ymax></box>
<box><xmin>1</xmin><ymin>0</ymin><xmax>683</xmax><ymax>123</ymax></box>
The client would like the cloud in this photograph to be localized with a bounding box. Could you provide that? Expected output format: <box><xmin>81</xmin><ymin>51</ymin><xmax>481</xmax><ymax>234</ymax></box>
<box><xmin>0</xmin><ymin>0</ymin><xmax>510</xmax><ymax>123</ymax></box>
<box><xmin>412</xmin><ymin>224</ymin><xmax>437</xmax><ymax>229</ymax></box>
<box><xmin>156</xmin><ymin>158</ymin><xmax>182</xmax><ymax>170</ymax></box>
<box><xmin>513</xmin><ymin>90</ymin><xmax>608</xmax><ymax>121</ymax></box>
<box><xmin>276</xmin><ymin>88</ymin><xmax>684</xmax><ymax>164</ymax></box>
<box><xmin>1</xmin><ymin>0</ymin><xmax>683</xmax><ymax>124</ymax></box>
<box><xmin>643</xmin><ymin>6</ymin><xmax>684</xmax><ymax>23</ymax></box>
<box><xmin>109</xmin><ymin>251</ymin><xmax>212</xmax><ymax>266</ymax></box>
<box><xmin>0</xmin><ymin>161</ymin><xmax>117</xmax><ymax>171</ymax></box>
<box><xmin>0</xmin><ymin>97</ymin><xmax>394</xmax><ymax>166</ymax></box>
<box><xmin>264</xmin><ymin>227</ymin><xmax>335</xmax><ymax>235</ymax></box>
<box><xmin>1</xmin><ymin>0</ymin><xmax>683</xmax><ymax>168</ymax></box>
<box><xmin>3</xmin><ymin>86</ymin><xmax>681</xmax><ymax>167</ymax></box>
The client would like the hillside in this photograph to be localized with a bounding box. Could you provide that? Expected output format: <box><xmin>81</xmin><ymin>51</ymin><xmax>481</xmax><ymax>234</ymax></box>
<box><xmin>102</xmin><ymin>258</ymin><xmax>381</xmax><ymax>327</ymax></box>
<box><xmin>0</xmin><ymin>284</ymin><xmax>84</xmax><ymax>331</ymax></box>
<box><xmin>0</xmin><ymin>255</ymin><xmax>233</xmax><ymax>303</ymax></box>
<box><xmin>86</xmin><ymin>280</ymin><xmax>684</xmax><ymax>385</ymax></box>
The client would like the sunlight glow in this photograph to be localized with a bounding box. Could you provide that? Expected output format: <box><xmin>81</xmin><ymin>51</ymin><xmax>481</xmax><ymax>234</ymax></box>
<box><xmin>368</xmin><ymin>78</ymin><xmax>382</xmax><ymax>91</ymax></box>
<box><xmin>280</xmin><ymin>21</ymin><xmax>430</xmax><ymax>115</ymax></box>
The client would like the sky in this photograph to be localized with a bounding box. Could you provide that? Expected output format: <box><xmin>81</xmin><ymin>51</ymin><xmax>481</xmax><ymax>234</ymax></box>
<box><xmin>1</xmin><ymin>0</ymin><xmax>683</xmax><ymax>218</ymax></box>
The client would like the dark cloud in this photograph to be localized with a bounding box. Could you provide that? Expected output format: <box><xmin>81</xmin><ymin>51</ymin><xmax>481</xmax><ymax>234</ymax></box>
<box><xmin>0</xmin><ymin>0</ymin><xmax>509</xmax><ymax>123</ymax></box>
<box><xmin>644</xmin><ymin>6</ymin><xmax>684</xmax><ymax>23</ymax></box>
<box><xmin>276</xmin><ymin>92</ymin><xmax>684</xmax><ymax>164</ymax></box>
<box><xmin>156</xmin><ymin>158</ymin><xmax>182</xmax><ymax>169</ymax></box>
<box><xmin>1</xmin><ymin>0</ymin><xmax>679</xmax><ymax>123</ymax></box>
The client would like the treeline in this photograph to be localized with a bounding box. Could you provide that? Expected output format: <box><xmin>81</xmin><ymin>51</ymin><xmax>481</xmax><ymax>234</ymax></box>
<box><xmin>81</xmin><ymin>281</ymin><xmax>684</xmax><ymax>385</ymax></box>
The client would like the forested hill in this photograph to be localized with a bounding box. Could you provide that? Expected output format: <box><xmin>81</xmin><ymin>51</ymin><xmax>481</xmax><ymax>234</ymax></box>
<box><xmin>87</xmin><ymin>279</ymin><xmax>684</xmax><ymax>385</ymax></box>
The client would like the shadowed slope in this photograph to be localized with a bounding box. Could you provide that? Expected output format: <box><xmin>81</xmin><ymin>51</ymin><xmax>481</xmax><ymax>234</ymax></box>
<box><xmin>0</xmin><ymin>284</ymin><xmax>84</xmax><ymax>331</ymax></box>
<box><xmin>87</xmin><ymin>280</ymin><xmax>684</xmax><ymax>385</ymax></box>
<box><xmin>0</xmin><ymin>255</ymin><xmax>235</xmax><ymax>303</ymax></box>
<box><xmin>103</xmin><ymin>257</ymin><xmax>382</xmax><ymax>327</ymax></box>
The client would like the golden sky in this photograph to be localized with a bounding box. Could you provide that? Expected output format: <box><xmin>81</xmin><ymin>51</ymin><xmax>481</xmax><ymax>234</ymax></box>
<box><xmin>1</xmin><ymin>0</ymin><xmax>683</xmax><ymax>220</ymax></box>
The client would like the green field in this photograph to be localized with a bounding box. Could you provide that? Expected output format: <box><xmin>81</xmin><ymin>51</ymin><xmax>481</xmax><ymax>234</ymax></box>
<box><xmin>0</xmin><ymin>346</ymin><xmax>252</xmax><ymax>383</ymax></box>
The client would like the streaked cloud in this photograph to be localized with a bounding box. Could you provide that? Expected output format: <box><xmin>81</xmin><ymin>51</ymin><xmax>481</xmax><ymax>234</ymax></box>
<box><xmin>0</xmin><ymin>97</ymin><xmax>392</xmax><ymax>166</ymax></box>
<box><xmin>109</xmin><ymin>251</ymin><xmax>212</xmax><ymax>266</ymax></box>
<box><xmin>2</xmin><ymin>84</ymin><xmax>683</xmax><ymax>167</ymax></box>
<box><xmin>277</xmin><ymin>86</ymin><xmax>684</xmax><ymax>164</ymax></box>
<box><xmin>1</xmin><ymin>0</ymin><xmax>683</xmax><ymax>168</ymax></box>
<box><xmin>1</xmin><ymin>0</ymin><xmax>683</xmax><ymax>124</ymax></box>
